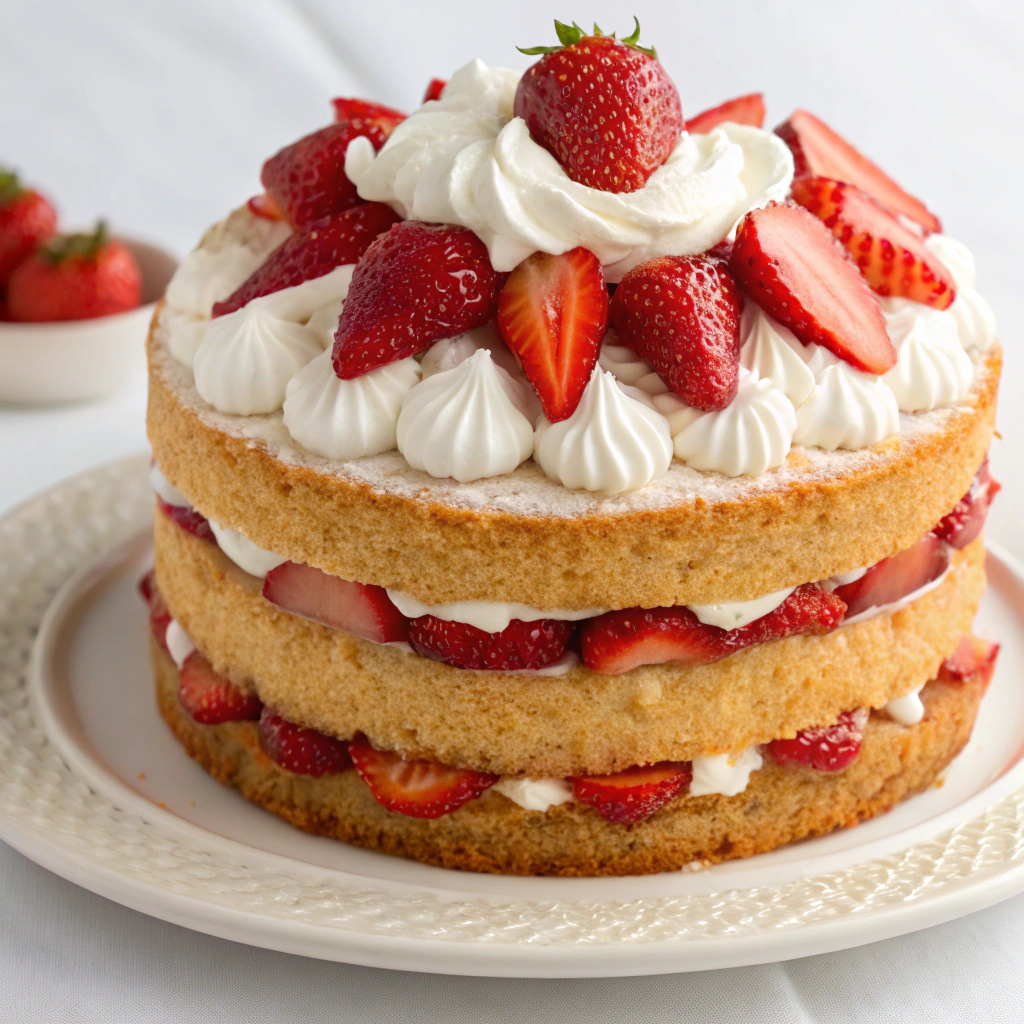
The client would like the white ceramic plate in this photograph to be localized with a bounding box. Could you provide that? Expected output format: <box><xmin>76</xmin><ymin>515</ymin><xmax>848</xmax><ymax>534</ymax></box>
<box><xmin>2</xmin><ymin>455</ymin><xmax>1024</xmax><ymax>978</ymax></box>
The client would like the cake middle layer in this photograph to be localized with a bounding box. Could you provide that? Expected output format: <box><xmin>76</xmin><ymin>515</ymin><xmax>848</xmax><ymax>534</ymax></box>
<box><xmin>154</xmin><ymin>509</ymin><xmax>986</xmax><ymax>776</ymax></box>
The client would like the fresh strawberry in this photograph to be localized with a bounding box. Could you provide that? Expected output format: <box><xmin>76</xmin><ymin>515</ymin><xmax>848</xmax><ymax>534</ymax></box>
<box><xmin>247</xmin><ymin>192</ymin><xmax>284</xmax><ymax>221</ymax></box>
<box><xmin>834</xmin><ymin>533</ymin><xmax>949</xmax><ymax>619</ymax></box>
<box><xmin>685</xmin><ymin>93</ymin><xmax>765</xmax><ymax>134</ymax></box>
<box><xmin>179</xmin><ymin>651</ymin><xmax>262</xmax><ymax>725</ymax></box>
<box><xmin>933</xmin><ymin>459</ymin><xmax>1000</xmax><ymax>550</ymax></box>
<box><xmin>776</xmin><ymin>110</ymin><xmax>941</xmax><ymax>233</ymax></box>
<box><xmin>262</xmin><ymin>561</ymin><xmax>408</xmax><ymax>644</ymax></box>
<box><xmin>581</xmin><ymin>584</ymin><xmax>845</xmax><ymax>674</ymax></box>
<box><xmin>0</xmin><ymin>168</ymin><xmax>57</xmax><ymax>286</ymax></box>
<box><xmin>349</xmin><ymin>734</ymin><xmax>497</xmax><ymax>819</ymax></box>
<box><xmin>570</xmin><ymin>761</ymin><xmax>692</xmax><ymax>825</ymax></box>
<box><xmin>0</xmin><ymin>298</ymin><xmax>11</xmax><ymax>321</ymax></box>
<box><xmin>766</xmin><ymin>707</ymin><xmax>869</xmax><ymax>772</ymax></box>
<box><xmin>332</xmin><ymin>221</ymin><xmax>503</xmax><ymax>379</ymax></box>
<box><xmin>729</xmin><ymin>202</ymin><xmax>895</xmax><ymax>374</ymax></box>
<box><xmin>792</xmin><ymin>177</ymin><xmax>955</xmax><ymax>309</ymax></box>
<box><xmin>212</xmin><ymin>204</ymin><xmax>399</xmax><ymax>317</ymax></box>
<box><xmin>514</xmin><ymin>19</ymin><xmax>681</xmax><ymax>193</ymax></box>
<box><xmin>139</xmin><ymin>569</ymin><xmax>171</xmax><ymax>653</ymax></box>
<box><xmin>407</xmin><ymin>615</ymin><xmax>575</xmax><ymax>671</ymax></box>
<box><xmin>496</xmin><ymin>247</ymin><xmax>607</xmax><ymax>421</ymax></box>
<box><xmin>422</xmin><ymin>78</ymin><xmax>447</xmax><ymax>103</ymax></box>
<box><xmin>938</xmin><ymin>635</ymin><xmax>1000</xmax><ymax>687</ymax></box>
<box><xmin>157</xmin><ymin>497</ymin><xmax>216</xmax><ymax>544</ymax></box>
<box><xmin>258</xmin><ymin>707</ymin><xmax>352</xmax><ymax>777</ymax></box>
<box><xmin>609</xmin><ymin>255</ymin><xmax>743</xmax><ymax>410</ymax></box>
<box><xmin>7</xmin><ymin>222</ymin><xmax>141</xmax><ymax>322</ymax></box>
<box><xmin>330</xmin><ymin>97</ymin><xmax>406</xmax><ymax>139</ymax></box>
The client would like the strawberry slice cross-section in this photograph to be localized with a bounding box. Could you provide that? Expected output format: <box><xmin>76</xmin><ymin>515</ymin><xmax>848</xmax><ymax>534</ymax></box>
<box><xmin>685</xmin><ymin>93</ymin><xmax>765</xmax><ymax>134</ymax></box>
<box><xmin>349</xmin><ymin>734</ymin><xmax>498</xmax><ymax>819</ymax></box>
<box><xmin>570</xmin><ymin>761</ymin><xmax>693</xmax><ymax>826</ymax></box>
<box><xmin>157</xmin><ymin>498</ymin><xmax>216</xmax><ymax>544</ymax></box>
<box><xmin>938</xmin><ymin>636</ymin><xmax>1000</xmax><ymax>687</ymax></box>
<box><xmin>933</xmin><ymin>459</ymin><xmax>1000</xmax><ymax>551</ymax></box>
<box><xmin>179</xmin><ymin>651</ymin><xmax>262</xmax><ymax>725</ymax></box>
<box><xmin>139</xmin><ymin>569</ymin><xmax>171</xmax><ymax>653</ymax></box>
<box><xmin>766</xmin><ymin>707</ymin><xmax>869</xmax><ymax>772</ymax></box>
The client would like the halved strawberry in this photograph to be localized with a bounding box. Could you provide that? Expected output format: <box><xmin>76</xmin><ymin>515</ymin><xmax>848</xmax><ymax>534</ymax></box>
<box><xmin>247</xmin><ymin>192</ymin><xmax>284</xmax><ymax>221</ymax></box>
<box><xmin>609</xmin><ymin>255</ymin><xmax>742</xmax><ymax>410</ymax></box>
<box><xmin>685</xmin><ymin>93</ymin><xmax>765</xmax><ymax>134</ymax></box>
<box><xmin>262</xmin><ymin>561</ymin><xmax>408</xmax><ymax>644</ymax></box>
<box><xmin>834</xmin><ymin>533</ymin><xmax>949</xmax><ymax>619</ymax></box>
<box><xmin>157</xmin><ymin>497</ymin><xmax>216</xmax><ymax>544</ymax></box>
<box><xmin>792</xmin><ymin>177</ymin><xmax>956</xmax><ymax>309</ymax></box>
<box><xmin>259</xmin><ymin>707</ymin><xmax>352</xmax><ymax>777</ymax></box>
<box><xmin>422</xmin><ymin>78</ymin><xmax>447</xmax><ymax>103</ymax></box>
<box><xmin>179</xmin><ymin>651</ymin><xmax>262</xmax><ymax>725</ymax></box>
<box><xmin>580</xmin><ymin>584</ymin><xmax>845</xmax><ymax>674</ymax></box>
<box><xmin>938</xmin><ymin>635</ymin><xmax>1000</xmax><ymax>687</ymax></box>
<box><xmin>139</xmin><ymin>569</ymin><xmax>171</xmax><ymax>653</ymax></box>
<box><xmin>407</xmin><ymin>615</ymin><xmax>575</xmax><ymax>671</ymax></box>
<box><xmin>212</xmin><ymin>204</ymin><xmax>400</xmax><ymax>317</ymax></box>
<box><xmin>729</xmin><ymin>202</ymin><xmax>896</xmax><ymax>374</ymax></box>
<box><xmin>570</xmin><ymin>761</ymin><xmax>693</xmax><ymax>825</ymax></box>
<box><xmin>332</xmin><ymin>221</ymin><xmax>504</xmax><ymax>379</ymax></box>
<box><xmin>775</xmin><ymin>110</ymin><xmax>941</xmax><ymax>233</ymax></box>
<box><xmin>496</xmin><ymin>247</ymin><xmax>607</xmax><ymax>421</ymax></box>
<box><xmin>766</xmin><ymin>707</ymin><xmax>869</xmax><ymax>772</ymax></box>
<box><xmin>330</xmin><ymin>97</ymin><xmax>406</xmax><ymax>138</ymax></box>
<box><xmin>349</xmin><ymin>734</ymin><xmax>497</xmax><ymax>819</ymax></box>
<box><xmin>933</xmin><ymin>459</ymin><xmax>1000</xmax><ymax>551</ymax></box>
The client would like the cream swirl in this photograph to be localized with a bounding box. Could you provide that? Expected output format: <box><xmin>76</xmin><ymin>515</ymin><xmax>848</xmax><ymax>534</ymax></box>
<box><xmin>924</xmin><ymin>234</ymin><xmax>976</xmax><ymax>290</ymax></box>
<box><xmin>534</xmin><ymin>368</ymin><xmax>672</xmax><ymax>494</ymax></box>
<box><xmin>665</xmin><ymin>369</ymin><xmax>796</xmax><ymax>477</ymax></box>
<box><xmin>924</xmin><ymin>234</ymin><xmax>996</xmax><ymax>356</ymax></box>
<box><xmin>598</xmin><ymin>341</ymin><xmax>654</xmax><ymax>386</ymax></box>
<box><xmin>250</xmin><ymin>264</ymin><xmax>355</xmax><ymax>324</ymax></box>
<box><xmin>880</xmin><ymin>299</ymin><xmax>973</xmax><ymax>412</ymax></box>
<box><xmin>193</xmin><ymin>305</ymin><xmax>321</xmax><ymax>415</ymax></box>
<box><xmin>397</xmin><ymin>349</ymin><xmax>534</xmax><ymax>482</ymax></box>
<box><xmin>305</xmin><ymin>300</ymin><xmax>345</xmax><ymax>347</ymax></box>
<box><xmin>283</xmin><ymin>349</ymin><xmax>420</xmax><ymax>461</ymax></box>
<box><xmin>739</xmin><ymin>306</ymin><xmax>816</xmax><ymax>406</ymax></box>
<box><xmin>208</xmin><ymin>520</ymin><xmax>286</xmax><ymax>579</ymax></box>
<box><xmin>350</xmin><ymin>59</ymin><xmax>793</xmax><ymax>280</ymax></box>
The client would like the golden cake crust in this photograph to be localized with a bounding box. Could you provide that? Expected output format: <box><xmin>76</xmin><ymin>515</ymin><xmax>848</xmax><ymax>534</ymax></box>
<box><xmin>147</xmin><ymin>312</ymin><xmax>999</xmax><ymax>610</ymax></box>
<box><xmin>153</xmin><ymin>639</ymin><xmax>984</xmax><ymax>877</ymax></box>
<box><xmin>154</xmin><ymin>509</ymin><xmax>986</xmax><ymax>775</ymax></box>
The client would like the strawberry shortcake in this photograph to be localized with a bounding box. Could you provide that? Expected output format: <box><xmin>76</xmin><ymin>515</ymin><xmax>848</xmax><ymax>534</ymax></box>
<box><xmin>144</xmin><ymin>21</ymin><xmax>1001</xmax><ymax>875</ymax></box>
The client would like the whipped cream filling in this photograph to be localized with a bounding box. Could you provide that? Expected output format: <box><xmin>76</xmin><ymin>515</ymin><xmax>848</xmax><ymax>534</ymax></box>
<box><xmin>688</xmin><ymin>586</ymin><xmax>797</xmax><ymax>631</ymax></box>
<box><xmin>493</xmin><ymin>777</ymin><xmax>575</xmax><ymax>812</ymax></box>
<box><xmin>208</xmin><ymin>520</ymin><xmax>286</xmax><ymax>579</ymax></box>
<box><xmin>350</xmin><ymin>59</ymin><xmax>793</xmax><ymax>280</ymax></box>
<box><xmin>386</xmin><ymin>591</ymin><xmax>604</xmax><ymax>634</ymax></box>
<box><xmin>150</xmin><ymin>463</ymin><xmax>189</xmax><ymax>508</ymax></box>
<box><xmin>884</xmin><ymin>686</ymin><xmax>925</xmax><ymax>726</ymax></box>
<box><xmin>165</xmin><ymin>619</ymin><xmax>196</xmax><ymax>670</ymax></box>
<box><xmin>689</xmin><ymin>746</ymin><xmax>764</xmax><ymax>797</ymax></box>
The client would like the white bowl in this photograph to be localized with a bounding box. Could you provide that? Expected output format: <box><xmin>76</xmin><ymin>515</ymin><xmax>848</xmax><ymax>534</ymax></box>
<box><xmin>0</xmin><ymin>237</ymin><xmax>179</xmax><ymax>404</ymax></box>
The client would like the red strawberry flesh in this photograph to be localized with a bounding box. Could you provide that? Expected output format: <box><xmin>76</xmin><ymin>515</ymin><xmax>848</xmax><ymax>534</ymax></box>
<box><xmin>766</xmin><ymin>707</ymin><xmax>869</xmax><ymax>772</ymax></box>
<box><xmin>259</xmin><ymin>707</ymin><xmax>352</xmax><ymax>777</ymax></box>
<box><xmin>0</xmin><ymin>170</ymin><xmax>57</xmax><ymax>286</ymax></box>
<box><xmin>330</xmin><ymin>97</ymin><xmax>406</xmax><ymax>137</ymax></box>
<box><xmin>157</xmin><ymin>497</ymin><xmax>216</xmax><ymax>544</ymax></box>
<box><xmin>933</xmin><ymin>460</ymin><xmax>1000</xmax><ymax>551</ymax></box>
<box><xmin>262</xmin><ymin>561</ymin><xmax>408</xmax><ymax>644</ymax></box>
<box><xmin>139</xmin><ymin>570</ymin><xmax>171</xmax><ymax>654</ymax></box>
<box><xmin>570</xmin><ymin>761</ymin><xmax>693</xmax><ymax>825</ymax></box>
<box><xmin>422</xmin><ymin>78</ymin><xmax>447</xmax><ymax>103</ymax></box>
<box><xmin>685</xmin><ymin>93</ymin><xmax>765</xmax><ymax>134</ymax></box>
<box><xmin>938</xmin><ymin>636</ymin><xmax>1000</xmax><ymax>687</ymax></box>
<box><xmin>179</xmin><ymin>651</ymin><xmax>262</xmax><ymax>725</ymax></box>
<box><xmin>407</xmin><ymin>615</ymin><xmax>575</xmax><ymax>671</ymax></box>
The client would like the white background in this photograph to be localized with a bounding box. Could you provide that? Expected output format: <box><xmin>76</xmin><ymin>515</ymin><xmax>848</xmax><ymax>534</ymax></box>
<box><xmin>2</xmin><ymin>0</ymin><xmax>1023</xmax><ymax>1018</ymax></box>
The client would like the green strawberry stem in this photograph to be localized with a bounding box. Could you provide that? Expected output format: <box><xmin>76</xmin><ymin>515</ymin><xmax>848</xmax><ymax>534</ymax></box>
<box><xmin>41</xmin><ymin>221</ymin><xmax>109</xmax><ymax>265</ymax></box>
<box><xmin>518</xmin><ymin>16</ymin><xmax>656</xmax><ymax>58</ymax></box>
<box><xmin>0</xmin><ymin>167</ymin><xmax>26</xmax><ymax>205</ymax></box>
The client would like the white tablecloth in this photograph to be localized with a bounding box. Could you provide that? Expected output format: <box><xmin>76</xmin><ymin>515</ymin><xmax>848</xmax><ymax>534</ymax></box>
<box><xmin>2</xmin><ymin>0</ymin><xmax>1023</xmax><ymax>1018</ymax></box>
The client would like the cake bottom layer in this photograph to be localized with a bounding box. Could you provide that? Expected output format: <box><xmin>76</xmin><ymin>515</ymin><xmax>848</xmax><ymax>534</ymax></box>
<box><xmin>151</xmin><ymin>640</ymin><xmax>986</xmax><ymax>876</ymax></box>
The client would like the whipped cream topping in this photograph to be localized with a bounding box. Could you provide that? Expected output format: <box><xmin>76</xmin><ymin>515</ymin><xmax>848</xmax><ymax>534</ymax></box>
<box><xmin>534</xmin><ymin>368</ymin><xmax>672</xmax><ymax>494</ymax></box>
<box><xmin>689</xmin><ymin>585</ymin><xmax>796</xmax><ymax>631</ymax></box>
<box><xmin>386</xmin><ymin>590</ymin><xmax>604</xmax><ymax>633</ymax></box>
<box><xmin>306</xmin><ymin>300</ymin><xmax>345</xmax><ymax>347</ymax></box>
<box><xmin>284</xmin><ymin>350</ymin><xmax>420</xmax><ymax>461</ymax></box>
<box><xmin>880</xmin><ymin>299</ymin><xmax>974</xmax><ymax>413</ymax></box>
<box><xmin>493</xmin><ymin>777</ymin><xmax>575</xmax><ymax>812</ymax></box>
<box><xmin>166</xmin><ymin>246</ymin><xmax>269</xmax><ymax>320</ymax></box>
<box><xmin>666</xmin><ymin>369</ymin><xmax>797</xmax><ymax>477</ymax></box>
<box><xmin>164</xmin><ymin>619</ymin><xmax>196</xmax><ymax>670</ymax></box>
<box><xmin>149</xmin><ymin>463</ymin><xmax>188</xmax><ymax>508</ymax></box>
<box><xmin>884</xmin><ymin>686</ymin><xmax>925</xmax><ymax>726</ymax></box>
<box><xmin>350</xmin><ymin>59</ymin><xmax>793</xmax><ymax>280</ymax></box>
<box><xmin>924</xmin><ymin>234</ymin><xmax>996</xmax><ymax>357</ymax></box>
<box><xmin>598</xmin><ymin>341</ymin><xmax>654</xmax><ymax>387</ymax></box>
<box><xmin>739</xmin><ymin>306</ymin><xmax>816</xmax><ymax>407</ymax></box>
<box><xmin>248</xmin><ymin>264</ymin><xmax>355</xmax><ymax>324</ymax></box>
<box><xmin>194</xmin><ymin>305</ymin><xmax>322</xmax><ymax>415</ymax></box>
<box><xmin>208</xmin><ymin>520</ymin><xmax>286</xmax><ymax>579</ymax></box>
<box><xmin>397</xmin><ymin>349</ymin><xmax>535</xmax><ymax>482</ymax></box>
<box><xmin>689</xmin><ymin>746</ymin><xmax>763</xmax><ymax>797</ymax></box>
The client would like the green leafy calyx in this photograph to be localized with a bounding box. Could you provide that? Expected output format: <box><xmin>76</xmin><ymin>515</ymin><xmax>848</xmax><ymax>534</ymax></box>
<box><xmin>41</xmin><ymin>221</ymin><xmax>109</xmax><ymax>265</ymax></box>
<box><xmin>517</xmin><ymin>17</ymin><xmax>656</xmax><ymax>58</ymax></box>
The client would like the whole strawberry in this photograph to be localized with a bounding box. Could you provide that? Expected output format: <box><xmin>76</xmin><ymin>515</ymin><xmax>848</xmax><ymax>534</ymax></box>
<box><xmin>514</xmin><ymin>19</ymin><xmax>682</xmax><ymax>193</ymax></box>
<box><xmin>0</xmin><ymin>168</ymin><xmax>57</xmax><ymax>287</ymax></box>
<box><xmin>7</xmin><ymin>222</ymin><xmax>141</xmax><ymax>322</ymax></box>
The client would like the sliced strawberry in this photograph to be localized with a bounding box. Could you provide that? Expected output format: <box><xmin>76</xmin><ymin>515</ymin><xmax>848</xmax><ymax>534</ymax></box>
<box><xmin>685</xmin><ymin>93</ymin><xmax>765</xmax><ymax>134</ymax></box>
<box><xmin>139</xmin><ymin>569</ymin><xmax>171</xmax><ymax>653</ymax></box>
<box><xmin>570</xmin><ymin>761</ymin><xmax>693</xmax><ymax>825</ymax></box>
<box><xmin>422</xmin><ymin>78</ymin><xmax>447</xmax><ymax>103</ymax></box>
<box><xmin>776</xmin><ymin>110</ymin><xmax>941</xmax><ymax>233</ymax></box>
<box><xmin>330</xmin><ymin>97</ymin><xmax>406</xmax><ymax>138</ymax></box>
<box><xmin>407</xmin><ymin>615</ymin><xmax>575</xmax><ymax>671</ymax></box>
<box><xmin>212</xmin><ymin>204</ymin><xmax>400</xmax><ymax>317</ymax></box>
<box><xmin>766</xmin><ymin>707</ymin><xmax>869</xmax><ymax>772</ymax></box>
<box><xmin>496</xmin><ymin>247</ymin><xmax>607</xmax><ymax>421</ymax></box>
<box><xmin>580</xmin><ymin>584</ymin><xmax>845</xmax><ymax>675</ymax></box>
<box><xmin>933</xmin><ymin>459</ymin><xmax>1000</xmax><ymax>551</ymax></box>
<box><xmin>332</xmin><ymin>221</ymin><xmax>504</xmax><ymax>379</ymax></box>
<box><xmin>157</xmin><ymin>497</ymin><xmax>216</xmax><ymax>544</ymax></box>
<box><xmin>247</xmin><ymin>192</ymin><xmax>284</xmax><ymax>221</ymax></box>
<box><xmin>938</xmin><ymin>635</ymin><xmax>1000</xmax><ymax>687</ymax></box>
<box><xmin>792</xmin><ymin>177</ymin><xmax>956</xmax><ymax>309</ymax></box>
<box><xmin>258</xmin><ymin>707</ymin><xmax>352</xmax><ymax>777</ymax></box>
<box><xmin>729</xmin><ymin>202</ymin><xmax>895</xmax><ymax>374</ymax></box>
<box><xmin>349</xmin><ymin>734</ymin><xmax>497</xmax><ymax>819</ymax></box>
<box><xmin>262</xmin><ymin>561</ymin><xmax>408</xmax><ymax>644</ymax></box>
<box><xmin>609</xmin><ymin>255</ymin><xmax>742</xmax><ymax>410</ymax></box>
<box><xmin>179</xmin><ymin>651</ymin><xmax>262</xmax><ymax>725</ymax></box>
<box><xmin>834</xmin><ymin>533</ymin><xmax>949</xmax><ymax>619</ymax></box>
